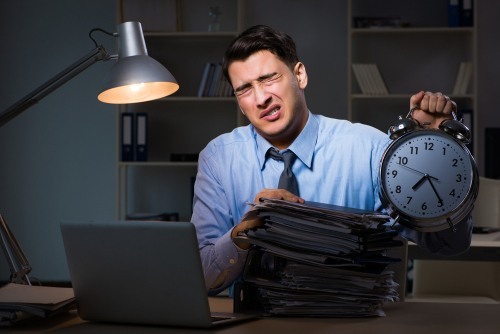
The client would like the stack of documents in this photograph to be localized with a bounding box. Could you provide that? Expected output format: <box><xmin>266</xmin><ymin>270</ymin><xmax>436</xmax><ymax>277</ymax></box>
<box><xmin>234</xmin><ymin>198</ymin><xmax>403</xmax><ymax>317</ymax></box>
<box><xmin>0</xmin><ymin>283</ymin><xmax>75</xmax><ymax>326</ymax></box>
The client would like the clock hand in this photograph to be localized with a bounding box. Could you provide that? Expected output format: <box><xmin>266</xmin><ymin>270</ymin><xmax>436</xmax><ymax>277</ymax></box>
<box><xmin>397</xmin><ymin>163</ymin><xmax>439</xmax><ymax>181</ymax></box>
<box><xmin>426</xmin><ymin>176</ymin><xmax>444</xmax><ymax>205</ymax></box>
<box><xmin>412</xmin><ymin>175</ymin><xmax>427</xmax><ymax>191</ymax></box>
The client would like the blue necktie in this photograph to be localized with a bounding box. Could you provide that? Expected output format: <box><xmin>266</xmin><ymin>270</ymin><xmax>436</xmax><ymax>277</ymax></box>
<box><xmin>268</xmin><ymin>148</ymin><xmax>299</xmax><ymax>196</ymax></box>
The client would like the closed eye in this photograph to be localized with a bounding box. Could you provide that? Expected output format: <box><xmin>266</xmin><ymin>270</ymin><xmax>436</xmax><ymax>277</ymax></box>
<box><xmin>262</xmin><ymin>73</ymin><xmax>281</xmax><ymax>85</ymax></box>
<box><xmin>234</xmin><ymin>73</ymin><xmax>282</xmax><ymax>97</ymax></box>
<box><xmin>234</xmin><ymin>86</ymin><xmax>251</xmax><ymax>97</ymax></box>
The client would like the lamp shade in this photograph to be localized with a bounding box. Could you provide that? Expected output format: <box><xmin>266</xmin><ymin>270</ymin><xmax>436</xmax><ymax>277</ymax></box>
<box><xmin>98</xmin><ymin>21</ymin><xmax>179</xmax><ymax>104</ymax></box>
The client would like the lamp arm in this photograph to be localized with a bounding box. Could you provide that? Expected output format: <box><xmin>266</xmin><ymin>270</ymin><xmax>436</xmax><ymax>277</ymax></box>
<box><xmin>0</xmin><ymin>45</ymin><xmax>111</xmax><ymax>285</ymax></box>
<box><xmin>0</xmin><ymin>45</ymin><xmax>111</xmax><ymax>128</ymax></box>
<box><xmin>0</xmin><ymin>215</ymin><xmax>31</xmax><ymax>284</ymax></box>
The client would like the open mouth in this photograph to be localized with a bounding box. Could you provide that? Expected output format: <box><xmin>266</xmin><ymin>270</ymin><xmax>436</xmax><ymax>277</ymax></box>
<box><xmin>263</xmin><ymin>106</ymin><xmax>280</xmax><ymax>118</ymax></box>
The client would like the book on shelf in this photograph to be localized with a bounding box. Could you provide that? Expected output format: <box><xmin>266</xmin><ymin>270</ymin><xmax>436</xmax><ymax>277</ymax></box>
<box><xmin>452</xmin><ymin>61</ymin><xmax>472</xmax><ymax>95</ymax></box>
<box><xmin>197</xmin><ymin>62</ymin><xmax>234</xmax><ymax>97</ymax></box>
<box><xmin>352</xmin><ymin>63</ymin><xmax>389</xmax><ymax>96</ymax></box>
<box><xmin>0</xmin><ymin>283</ymin><xmax>76</xmax><ymax>326</ymax></box>
<box><xmin>197</xmin><ymin>62</ymin><xmax>213</xmax><ymax>97</ymax></box>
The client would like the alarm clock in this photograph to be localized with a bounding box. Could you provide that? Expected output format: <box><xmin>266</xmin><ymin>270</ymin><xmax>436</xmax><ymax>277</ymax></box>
<box><xmin>379</xmin><ymin>109</ymin><xmax>479</xmax><ymax>232</ymax></box>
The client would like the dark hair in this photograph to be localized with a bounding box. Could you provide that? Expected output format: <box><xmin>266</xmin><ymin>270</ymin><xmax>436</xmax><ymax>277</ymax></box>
<box><xmin>222</xmin><ymin>25</ymin><xmax>299</xmax><ymax>82</ymax></box>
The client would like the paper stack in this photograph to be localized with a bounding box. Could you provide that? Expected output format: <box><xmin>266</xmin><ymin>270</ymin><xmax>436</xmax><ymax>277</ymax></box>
<box><xmin>0</xmin><ymin>283</ymin><xmax>76</xmax><ymax>326</ymax></box>
<box><xmin>234</xmin><ymin>198</ymin><xmax>403</xmax><ymax>317</ymax></box>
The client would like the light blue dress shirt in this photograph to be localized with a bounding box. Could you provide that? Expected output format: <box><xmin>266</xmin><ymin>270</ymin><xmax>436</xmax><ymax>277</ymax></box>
<box><xmin>191</xmin><ymin>112</ymin><xmax>472</xmax><ymax>295</ymax></box>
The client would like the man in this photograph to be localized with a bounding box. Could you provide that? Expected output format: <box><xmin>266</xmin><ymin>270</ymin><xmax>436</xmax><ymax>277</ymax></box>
<box><xmin>191</xmin><ymin>25</ymin><xmax>472</xmax><ymax>295</ymax></box>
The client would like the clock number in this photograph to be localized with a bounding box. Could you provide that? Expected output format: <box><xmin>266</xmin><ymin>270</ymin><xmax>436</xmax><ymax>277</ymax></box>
<box><xmin>450</xmin><ymin>189</ymin><xmax>456</xmax><ymax>197</ymax></box>
<box><xmin>421</xmin><ymin>202</ymin><xmax>427</xmax><ymax>211</ymax></box>
<box><xmin>437</xmin><ymin>200</ymin><xmax>444</xmax><ymax>208</ymax></box>
<box><xmin>456</xmin><ymin>174</ymin><xmax>463</xmax><ymax>182</ymax></box>
<box><xmin>425</xmin><ymin>142</ymin><xmax>434</xmax><ymax>151</ymax></box>
<box><xmin>391</xmin><ymin>170</ymin><xmax>398</xmax><ymax>178</ymax></box>
<box><xmin>442</xmin><ymin>147</ymin><xmax>447</xmax><ymax>155</ymax></box>
<box><xmin>406</xmin><ymin>196</ymin><xmax>412</xmax><ymax>204</ymax></box>
<box><xmin>452</xmin><ymin>158</ymin><xmax>458</xmax><ymax>167</ymax></box>
<box><xmin>397</xmin><ymin>156</ymin><xmax>408</xmax><ymax>165</ymax></box>
<box><xmin>396</xmin><ymin>185</ymin><xmax>402</xmax><ymax>193</ymax></box>
<box><xmin>410</xmin><ymin>146</ymin><xmax>419</xmax><ymax>155</ymax></box>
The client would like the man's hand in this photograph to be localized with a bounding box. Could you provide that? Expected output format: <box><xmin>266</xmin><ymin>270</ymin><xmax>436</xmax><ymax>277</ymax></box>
<box><xmin>231</xmin><ymin>189</ymin><xmax>304</xmax><ymax>249</ymax></box>
<box><xmin>253</xmin><ymin>188</ymin><xmax>305</xmax><ymax>204</ymax></box>
<box><xmin>410</xmin><ymin>91</ymin><xmax>457</xmax><ymax>129</ymax></box>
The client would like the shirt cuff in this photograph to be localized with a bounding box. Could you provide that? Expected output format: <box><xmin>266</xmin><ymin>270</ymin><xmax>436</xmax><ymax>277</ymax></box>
<box><xmin>214</xmin><ymin>228</ymin><xmax>248</xmax><ymax>268</ymax></box>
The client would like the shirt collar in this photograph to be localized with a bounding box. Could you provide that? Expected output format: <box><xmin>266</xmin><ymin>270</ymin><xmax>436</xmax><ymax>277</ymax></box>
<box><xmin>254</xmin><ymin>111</ymin><xmax>318</xmax><ymax>170</ymax></box>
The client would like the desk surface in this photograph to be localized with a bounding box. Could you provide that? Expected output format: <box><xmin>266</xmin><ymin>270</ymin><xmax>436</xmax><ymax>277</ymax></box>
<box><xmin>7</xmin><ymin>298</ymin><xmax>500</xmax><ymax>334</ymax></box>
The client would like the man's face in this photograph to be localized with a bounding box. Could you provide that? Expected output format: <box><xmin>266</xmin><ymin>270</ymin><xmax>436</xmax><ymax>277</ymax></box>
<box><xmin>228</xmin><ymin>50</ymin><xmax>308</xmax><ymax>149</ymax></box>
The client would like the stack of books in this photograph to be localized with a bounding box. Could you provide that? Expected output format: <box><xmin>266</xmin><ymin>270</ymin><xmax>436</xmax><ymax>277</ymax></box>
<box><xmin>452</xmin><ymin>62</ymin><xmax>473</xmax><ymax>95</ymax></box>
<box><xmin>0</xmin><ymin>283</ymin><xmax>75</xmax><ymax>326</ymax></box>
<box><xmin>351</xmin><ymin>63</ymin><xmax>389</xmax><ymax>96</ymax></box>
<box><xmin>197</xmin><ymin>62</ymin><xmax>234</xmax><ymax>97</ymax></box>
<box><xmin>234</xmin><ymin>198</ymin><xmax>403</xmax><ymax>317</ymax></box>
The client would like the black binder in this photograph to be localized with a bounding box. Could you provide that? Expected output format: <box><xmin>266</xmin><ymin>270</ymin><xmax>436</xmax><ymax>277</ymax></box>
<box><xmin>120</xmin><ymin>112</ymin><xmax>134</xmax><ymax>161</ymax></box>
<box><xmin>135</xmin><ymin>112</ymin><xmax>148</xmax><ymax>161</ymax></box>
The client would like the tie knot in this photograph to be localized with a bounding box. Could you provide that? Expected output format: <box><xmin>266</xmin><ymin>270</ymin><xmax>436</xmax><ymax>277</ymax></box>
<box><xmin>268</xmin><ymin>148</ymin><xmax>297</xmax><ymax>167</ymax></box>
<box><xmin>281</xmin><ymin>150</ymin><xmax>297</xmax><ymax>166</ymax></box>
<box><xmin>268</xmin><ymin>148</ymin><xmax>299</xmax><ymax>196</ymax></box>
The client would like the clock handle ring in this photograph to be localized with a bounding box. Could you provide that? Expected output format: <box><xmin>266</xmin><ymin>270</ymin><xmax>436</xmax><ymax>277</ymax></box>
<box><xmin>389</xmin><ymin>106</ymin><xmax>471</xmax><ymax>144</ymax></box>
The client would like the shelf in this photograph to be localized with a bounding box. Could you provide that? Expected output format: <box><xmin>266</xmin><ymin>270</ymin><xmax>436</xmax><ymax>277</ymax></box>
<box><xmin>145</xmin><ymin>31</ymin><xmax>238</xmax><ymax>38</ymax></box>
<box><xmin>158</xmin><ymin>96</ymin><xmax>236</xmax><ymax>102</ymax></box>
<box><xmin>118</xmin><ymin>161</ymin><xmax>198</xmax><ymax>167</ymax></box>
<box><xmin>351</xmin><ymin>94</ymin><xmax>474</xmax><ymax>99</ymax></box>
<box><xmin>351</xmin><ymin>27</ymin><xmax>474</xmax><ymax>35</ymax></box>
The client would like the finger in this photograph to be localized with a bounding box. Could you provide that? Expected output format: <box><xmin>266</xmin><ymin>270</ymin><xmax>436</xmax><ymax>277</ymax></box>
<box><xmin>435</xmin><ymin>94</ymin><xmax>449</xmax><ymax>113</ymax></box>
<box><xmin>276</xmin><ymin>189</ymin><xmax>304</xmax><ymax>203</ymax></box>
<box><xmin>443</xmin><ymin>99</ymin><xmax>457</xmax><ymax>116</ymax></box>
<box><xmin>409</xmin><ymin>91</ymin><xmax>425</xmax><ymax>108</ymax></box>
<box><xmin>283</xmin><ymin>193</ymin><xmax>305</xmax><ymax>203</ymax></box>
<box><xmin>426</xmin><ymin>92</ymin><xmax>439</xmax><ymax>113</ymax></box>
<box><xmin>254</xmin><ymin>189</ymin><xmax>304</xmax><ymax>203</ymax></box>
<box><xmin>419</xmin><ymin>92</ymin><xmax>430</xmax><ymax>112</ymax></box>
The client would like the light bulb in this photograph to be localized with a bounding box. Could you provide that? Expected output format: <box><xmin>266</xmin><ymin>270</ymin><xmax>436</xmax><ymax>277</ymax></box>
<box><xmin>127</xmin><ymin>83</ymin><xmax>150</xmax><ymax>100</ymax></box>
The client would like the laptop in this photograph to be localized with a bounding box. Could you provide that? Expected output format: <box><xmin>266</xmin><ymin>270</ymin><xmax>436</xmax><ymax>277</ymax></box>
<box><xmin>60</xmin><ymin>220</ymin><xmax>257</xmax><ymax>328</ymax></box>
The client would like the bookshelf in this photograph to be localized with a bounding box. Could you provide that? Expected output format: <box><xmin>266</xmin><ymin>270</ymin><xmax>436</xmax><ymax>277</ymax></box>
<box><xmin>347</xmin><ymin>0</ymin><xmax>476</xmax><ymax>152</ymax></box>
<box><xmin>116</xmin><ymin>0</ymin><xmax>243</xmax><ymax>220</ymax></box>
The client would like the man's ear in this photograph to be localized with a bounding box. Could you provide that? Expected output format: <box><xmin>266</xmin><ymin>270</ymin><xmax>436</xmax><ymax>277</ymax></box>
<box><xmin>294</xmin><ymin>62</ymin><xmax>308</xmax><ymax>89</ymax></box>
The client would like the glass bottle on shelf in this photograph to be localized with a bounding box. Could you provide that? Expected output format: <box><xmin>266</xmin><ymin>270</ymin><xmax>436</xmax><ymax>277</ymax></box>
<box><xmin>208</xmin><ymin>5</ymin><xmax>221</xmax><ymax>32</ymax></box>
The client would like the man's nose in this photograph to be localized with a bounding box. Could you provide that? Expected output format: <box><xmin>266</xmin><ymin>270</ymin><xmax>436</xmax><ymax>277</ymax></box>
<box><xmin>255</xmin><ymin>85</ymin><xmax>271</xmax><ymax>107</ymax></box>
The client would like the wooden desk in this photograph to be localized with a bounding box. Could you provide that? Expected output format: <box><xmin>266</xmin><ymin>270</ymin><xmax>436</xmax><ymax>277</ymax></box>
<box><xmin>7</xmin><ymin>298</ymin><xmax>500</xmax><ymax>334</ymax></box>
<box><xmin>408</xmin><ymin>231</ymin><xmax>500</xmax><ymax>261</ymax></box>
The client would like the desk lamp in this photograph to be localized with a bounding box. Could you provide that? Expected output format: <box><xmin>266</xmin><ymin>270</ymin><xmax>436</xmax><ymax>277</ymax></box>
<box><xmin>0</xmin><ymin>21</ymin><xmax>179</xmax><ymax>285</ymax></box>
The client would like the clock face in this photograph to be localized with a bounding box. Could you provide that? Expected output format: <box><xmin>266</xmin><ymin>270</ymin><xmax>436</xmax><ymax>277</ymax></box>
<box><xmin>380</xmin><ymin>130</ymin><xmax>474</xmax><ymax>220</ymax></box>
